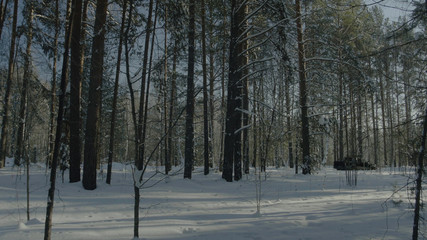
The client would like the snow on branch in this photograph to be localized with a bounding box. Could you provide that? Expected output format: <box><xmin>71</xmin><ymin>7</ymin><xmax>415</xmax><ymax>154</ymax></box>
<box><xmin>240</xmin><ymin>67</ymin><xmax>268</xmax><ymax>81</ymax></box>
<box><xmin>239</xmin><ymin>37</ymin><xmax>270</xmax><ymax>57</ymax></box>
<box><xmin>237</xmin><ymin>57</ymin><xmax>274</xmax><ymax>73</ymax></box>
<box><xmin>239</xmin><ymin>0</ymin><xmax>268</xmax><ymax>28</ymax></box>
<box><xmin>234</xmin><ymin>124</ymin><xmax>252</xmax><ymax>135</ymax></box>
<box><xmin>236</xmin><ymin>107</ymin><xmax>255</xmax><ymax>116</ymax></box>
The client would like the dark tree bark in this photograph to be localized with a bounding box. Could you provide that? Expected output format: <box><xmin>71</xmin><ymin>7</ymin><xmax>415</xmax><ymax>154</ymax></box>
<box><xmin>412</xmin><ymin>106</ymin><xmax>427</xmax><ymax>240</ymax></box>
<box><xmin>201</xmin><ymin>0</ymin><xmax>209</xmax><ymax>175</ymax></box>
<box><xmin>44</xmin><ymin>4</ymin><xmax>73</xmax><ymax>239</ymax></box>
<box><xmin>296</xmin><ymin>0</ymin><xmax>310</xmax><ymax>174</ymax></box>
<box><xmin>0</xmin><ymin>0</ymin><xmax>18</xmax><ymax>168</ymax></box>
<box><xmin>222</xmin><ymin>0</ymin><xmax>246</xmax><ymax>182</ymax></box>
<box><xmin>82</xmin><ymin>0</ymin><xmax>108</xmax><ymax>190</ymax></box>
<box><xmin>106</xmin><ymin>0</ymin><xmax>127</xmax><ymax>184</ymax></box>
<box><xmin>184</xmin><ymin>0</ymin><xmax>195</xmax><ymax>179</ymax></box>
<box><xmin>241</xmin><ymin>4</ymin><xmax>249</xmax><ymax>175</ymax></box>
<box><xmin>218</xmin><ymin>13</ymin><xmax>227</xmax><ymax>172</ymax></box>
<box><xmin>69</xmin><ymin>0</ymin><xmax>83</xmax><ymax>183</ymax></box>
<box><xmin>15</xmin><ymin>0</ymin><xmax>33</xmax><ymax>167</ymax></box>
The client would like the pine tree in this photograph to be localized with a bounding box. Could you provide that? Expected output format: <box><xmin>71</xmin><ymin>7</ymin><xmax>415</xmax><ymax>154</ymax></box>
<box><xmin>69</xmin><ymin>0</ymin><xmax>83</xmax><ymax>183</ymax></box>
<box><xmin>184</xmin><ymin>0</ymin><xmax>195</xmax><ymax>179</ymax></box>
<box><xmin>82</xmin><ymin>0</ymin><xmax>108</xmax><ymax>190</ymax></box>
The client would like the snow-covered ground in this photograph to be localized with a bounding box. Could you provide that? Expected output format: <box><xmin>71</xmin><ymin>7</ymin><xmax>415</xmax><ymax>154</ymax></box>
<box><xmin>0</xmin><ymin>158</ymin><xmax>423</xmax><ymax>240</ymax></box>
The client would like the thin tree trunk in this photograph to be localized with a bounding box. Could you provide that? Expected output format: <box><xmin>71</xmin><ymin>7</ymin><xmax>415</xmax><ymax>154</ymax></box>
<box><xmin>0</xmin><ymin>0</ymin><xmax>18</xmax><ymax>168</ymax></box>
<box><xmin>386</xmin><ymin>78</ymin><xmax>395</xmax><ymax>168</ymax></box>
<box><xmin>284</xmin><ymin>59</ymin><xmax>293</xmax><ymax>168</ymax></box>
<box><xmin>184</xmin><ymin>0</ymin><xmax>195</xmax><ymax>179</ymax></box>
<box><xmin>412</xmin><ymin>106</ymin><xmax>427</xmax><ymax>240</ymax></box>
<box><xmin>106</xmin><ymin>0</ymin><xmax>127</xmax><ymax>184</ymax></box>
<box><xmin>357</xmin><ymin>80</ymin><xmax>363</xmax><ymax>160</ymax></box>
<box><xmin>15</xmin><ymin>0</ymin><xmax>33</xmax><ymax>167</ymax></box>
<box><xmin>219</xmin><ymin>15</ymin><xmax>227</xmax><ymax>172</ymax></box>
<box><xmin>82</xmin><ymin>0</ymin><xmax>108</xmax><ymax>190</ymax></box>
<box><xmin>123</xmin><ymin>0</ymin><xmax>137</xmax><ymax>158</ymax></box>
<box><xmin>201</xmin><ymin>0</ymin><xmax>209</xmax><ymax>175</ymax></box>
<box><xmin>44</xmin><ymin>5</ymin><xmax>73</xmax><ymax>239</ymax></box>
<box><xmin>379</xmin><ymin>74</ymin><xmax>388</xmax><ymax>167</ymax></box>
<box><xmin>134</xmin><ymin>0</ymin><xmax>155</xmax><ymax>237</ymax></box>
<box><xmin>163</xmin><ymin>1</ymin><xmax>169</xmax><ymax>174</ymax></box>
<box><xmin>404</xmin><ymin>66</ymin><xmax>412</xmax><ymax>167</ymax></box>
<box><xmin>349</xmin><ymin>84</ymin><xmax>356</xmax><ymax>157</ymax></box>
<box><xmin>242</xmin><ymin>3</ymin><xmax>249</xmax><ymax>175</ymax></box>
<box><xmin>296</xmin><ymin>0</ymin><xmax>310</xmax><ymax>174</ymax></box>
<box><xmin>167</xmin><ymin>41</ymin><xmax>177</xmax><ymax>169</ymax></box>
<box><xmin>338</xmin><ymin>57</ymin><xmax>344</xmax><ymax>163</ymax></box>
<box><xmin>23</xmin><ymin>0</ymin><xmax>34</xmax><ymax>222</ymax></box>
<box><xmin>141</xmin><ymin>0</ymin><xmax>158</xmax><ymax>167</ymax></box>
<box><xmin>252</xmin><ymin>78</ymin><xmax>257</xmax><ymax>169</ymax></box>
<box><xmin>136</xmin><ymin>0</ymin><xmax>154</xmax><ymax>171</ymax></box>
<box><xmin>47</xmin><ymin>0</ymin><xmax>60</xmax><ymax>170</ymax></box>
<box><xmin>371</xmin><ymin>93</ymin><xmax>378</xmax><ymax>166</ymax></box>
<box><xmin>208</xmin><ymin>0</ymin><xmax>215</xmax><ymax>169</ymax></box>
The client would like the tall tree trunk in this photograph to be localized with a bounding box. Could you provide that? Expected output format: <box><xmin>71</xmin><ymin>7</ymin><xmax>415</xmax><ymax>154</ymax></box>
<box><xmin>285</xmin><ymin>68</ymin><xmax>293</xmax><ymax>168</ymax></box>
<box><xmin>296</xmin><ymin>0</ymin><xmax>310</xmax><ymax>174</ymax></box>
<box><xmin>404</xmin><ymin>65</ymin><xmax>412</xmax><ymax>167</ymax></box>
<box><xmin>0</xmin><ymin>0</ymin><xmax>18</xmax><ymax>168</ymax></box>
<box><xmin>124</xmin><ymin>0</ymin><xmax>137</xmax><ymax>160</ymax></box>
<box><xmin>412</xmin><ymin>106</ymin><xmax>427</xmax><ymax>240</ymax></box>
<box><xmin>106</xmin><ymin>0</ymin><xmax>127</xmax><ymax>184</ymax></box>
<box><xmin>47</xmin><ymin>0</ymin><xmax>60</xmax><ymax>170</ymax></box>
<box><xmin>136</xmin><ymin>0</ymin><xmax>154</xmax><ymax>171</ymax></box>
<box><xmin>201</xmin><ymin>0</ymin><xmax>209</xmax><ymax>175</ymax></box>
<box><xmin>163</xmin><ymin>1</ymin><xmax>169</xmax><ymax>174</ymax></box>
<box><xmin>0</xmin><ymin>0</ymin><xmax>9</xmax><ymax>40</ymax></box>
<box><xmin>69</xmin><ymin>0</ymin><xmax>83</xmax><ymax>183</ymax></box>
<box><xmin>371</xmin><ymin>93</ymin><xmax>378</xmax><ymax>166</ymax></box>
<box><xmin>386</xmin><ymin>77</ymin><xmax>395</xmax><ymax>168</ymax></box>
<box><xmin>241</xmin><ymin>4</ymin><xmax>249</xmax><ymax>175</ymax></box>
<box><xmin>357</xmin><ymin>80</ymin><xmax>363</xmax><ymax>160</ymax></box>
<box><xmin>338</xmin><ymin>58</ymin><xmax>344</xmax><ymax>163</ymax></box>
<box><xmin>167</xmin><ymin>41</ymin><xmax>177</xmax><ymax>169</ymax></box>
<box><xmin>134</xmin><ymin>0</ymin><xmax>155</xmax><ymax>237</ymax></box>
<box><xmin>219</xmin><ymin>12</ymin><xmax>227</xmax><ymax>172</ymax></box>
<box><xmin>184</xmin><ymin>0</ymin><xmax>195</xmax><ymax>179</ymax></box>
<box><xmin>15</xmin><ymin>0</ymin><xmax>33</xmax><ymax>167</ymax></box>
<box><xmin>379</xmin><ymin>74</ymin><xmax>388</xmax><ymax>167</ymax></box>
<box><xmin>222</xmin><ymin>0</ymin><xmax>246</xmax><ymax>182</ymax></box>
<box><xmin>208</xmin><ymin>0</ymin><xmax>215</xmax><ymax>169</ymax></box>
<box><xmin>252</xmin><ymin>78</ymin><xmax>257</xmax><ymax>169</ymax></box>
<box><xmin>44</xmin><ymin>5</ymin><xmax>73</xmax><ymax>239</ymax></box>
<box><xmin>82</xmin><ymin>0</ymin><xmax>108</xmax><ymax>190</ymax></box>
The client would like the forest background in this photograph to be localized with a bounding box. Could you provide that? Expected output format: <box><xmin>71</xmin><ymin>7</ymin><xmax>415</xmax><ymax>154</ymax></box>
<box><xmin>0</xmin><ymin>0</ymin><xmax>426</xmax><ymax>239</ymax></box>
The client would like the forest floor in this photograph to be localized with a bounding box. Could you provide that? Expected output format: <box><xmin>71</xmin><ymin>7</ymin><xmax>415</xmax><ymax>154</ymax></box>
<box><xmin>0</xmin><ymin>157</ymin><xmax>423</xmax><ymax>240</ymax></box>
